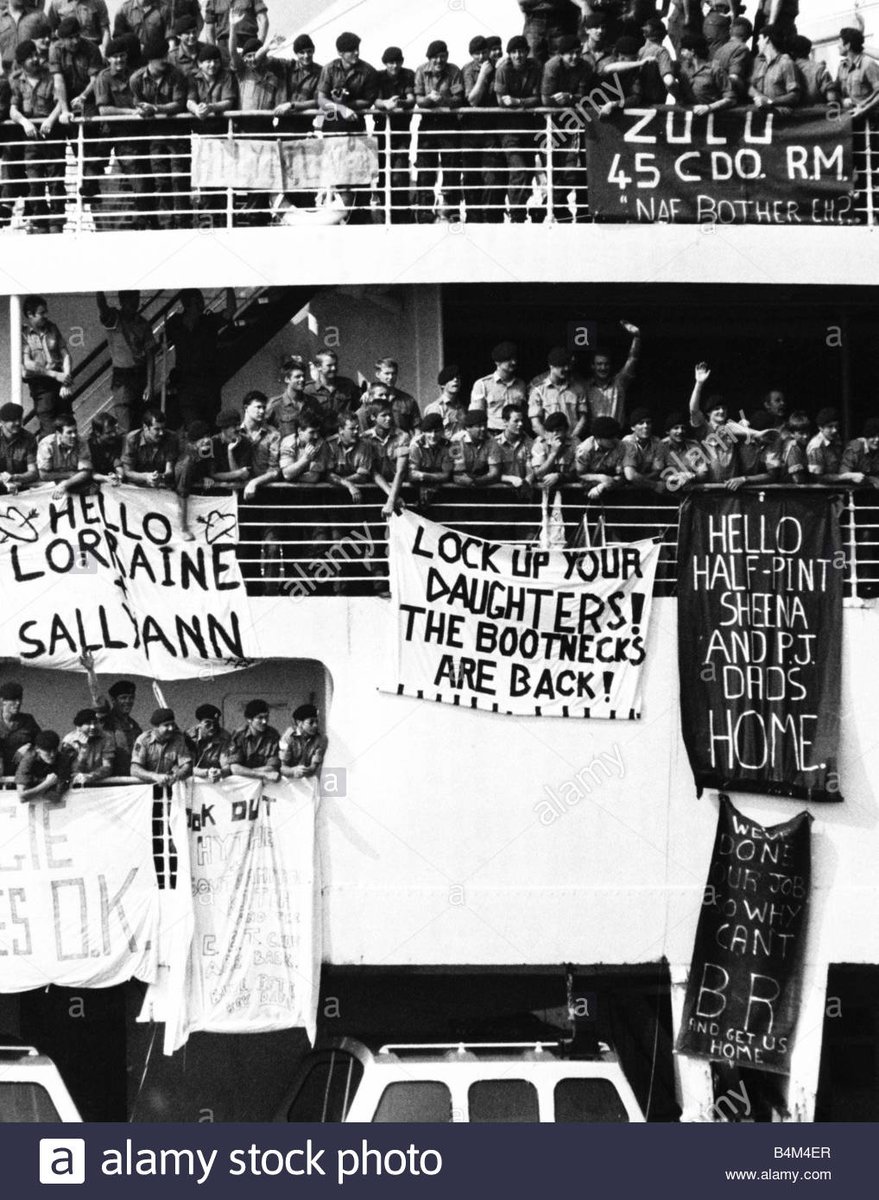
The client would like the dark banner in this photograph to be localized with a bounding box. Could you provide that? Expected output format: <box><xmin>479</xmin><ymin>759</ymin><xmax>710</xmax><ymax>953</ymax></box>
<box><xmin>677</xmin><ymin>796</ymin><xmax>812</xmax><ymax>1075</ymax></box>
<box><xmin>677</xmin><ymin>491</ymin><xmax>844</xmax><ymax>802</ymax></box>
<box><xmin>583</xmin><ymin>107</ymin><xmax>854</xmax><ymax>224</ymax></box>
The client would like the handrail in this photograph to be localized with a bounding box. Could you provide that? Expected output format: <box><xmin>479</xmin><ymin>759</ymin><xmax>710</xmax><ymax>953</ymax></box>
<box><xmin>0</xmin><ymin>106</ymin><xmax>870</xmax><ymax>231</ymax></box>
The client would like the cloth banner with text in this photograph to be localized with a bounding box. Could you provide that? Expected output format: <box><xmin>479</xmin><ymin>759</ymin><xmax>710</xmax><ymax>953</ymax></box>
<box><xmin>192</xmin><ymin>134</ymin><xmax>378</xmax><ymax>190</ymax></box>
<box><xmin>676</xmin><ymin>796</ymin><xmax>812</xmax><ymax>1075</ymax></box>
<box><xmin>0</xmin><ymin>484</ymin><xmax>257</xmax><ymax>678</ymax></box>
<box><xmin>677</xmin><ymin>491</ymin><xmax>843</xmax><ymax>801</ymax></box>
<box><xmin>583</xmin><ymin>107</ymin><xmax>854</xmax><ymax>225</ymax></box>
<box><xmin>0</xmin><ymin>784</ymin><xmax>160</xmax><ymax>990</ymax></box>
<box><xmin>381</xmin><ymin>510</ymin><xmax>660</xmax><ymax>718</ymax></box>
<box><xmin>163</xmin><ymin>776</ymin><xmax>321</xmax><ymax>1046</ymax></box>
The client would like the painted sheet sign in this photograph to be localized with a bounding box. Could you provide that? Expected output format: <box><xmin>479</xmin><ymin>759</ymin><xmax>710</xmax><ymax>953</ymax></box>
<box><xmin>677</xmin><ymin>491</ymin><xmax>843</xmax><ymax>802</ymax></box>
<box><xmin>584</xmin><ymin>108</ymin><xmax>854</xmax><ymax>225</ymax></box>
<box><xmin>180</xmin><ymin>777</ymin><xmax>320</xmax><ymax>1043</ymax></box>
<box><xmin>677</xmin><ymin>796</ymin><xmax>812</xmax><ymax>1075</ymax></box>
<box><xmin>0</xmin><ymin>785</ymin><xmax>159</xmax><ymax>989</ymax></box>
<box><xmin>192</xmin><ymin>134</ymin><xmax>378</xmax><ymax>190</ymax></box>
<box><xmin>381</xmin><ymin>511</ymin><xmax>659</xmax><ymax>719</ymax></box>
<box><xmin>0</xmin><ymin>485</ymin><xmax>256</xmax><ymax>678</ymax></box>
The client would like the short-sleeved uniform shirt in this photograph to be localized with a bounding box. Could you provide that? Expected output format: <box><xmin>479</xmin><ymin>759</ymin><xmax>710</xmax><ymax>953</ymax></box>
<box><xmin>122</xmin><ymin>428</ymin><xmax>179</xmax><ymax>474</ymax></box>
<box><xmin>750</xmin><ymin>53</ymin><xmax>800</xmax><ymax>102</ymax></box>
<box><xmin>15</xmin><ymin>749</ymin><xmax>71</xmax><ymax>802</ymax></box>
<box><xmin>462</xmin><ymin>58</ymin><xmax>497</xmax><ymax>107</ymax></box>
<box><xmin>186</xmin><ymin>724</ymin><xmax>232</xmax><ymax>772</ymax></box>
<box><xmin>363</xmin><ymin>428</ymin><xmax>410</xmax><ymax>481</ymax></box>
<box><xmin>303</xmin><ymin>376</ymin><xmax>361</xmax><ymax>431</ymax></box>
<box><xmin>841</xmin><ymin>437</ymin><xmax>879</xmax><ymax>475</ymax></box>
<box><xmin>188</xmin><ymin>67</ymin><xmax>238</xmax><ymax>107</ymax></box>
<box><xmin>286</xmin><ymin>59</ymin><xmax>322</xmax><ymax>106</ymax></box>
<box><xmin>621</xmin><ymin>433</ymin><xmax>664</xmax><ymax>479</ymax></box>
<box><xmin>531</xmin><ymin>434</ymin><xmax>576</xmax><ymax>480</ymax></box>
<box><xmin>169</xmin><ymin>43</ymin><xmax>201</xmax><ymax>79</ymax></box>
<box><xmin>797</xmin><ymin>59</ymin><xmax>832</xmax><ymax>104</ymax></box>
<box><xmin>837</xmin><ymin>52</ymin><xmax>879</xmax><ymax>104</ymax></box>
<box><xmin>541</xmin><ymin>54</ymin><xmax>593</xmax><ymax>105</ymax></box>
<box><xmin>47</xmin><ymin>0</ymin><xmax>110</xmax><ymax>44</ymax></box>
<box><xmin>0</xmin><ymin>429</ymin><xmax>38</xmax><ymax>477</ymax></box>
<box><xmin>776</xmin><ymin>436</ymin><xmax>808</xmax><ymax>481</ymax></box>
<box><xmin>638</xmin><ymin>41</ymin><xmax>676</xmax><ymax>103</ymax></box>
<box><xmin>576</xmin><ymin>436</ymin><xmax>625</xmax><ymax>478</ymax></box>
<box><xmin>226</xmin><ymin>723</ymin><xmax>281</xmax><ymax>771</ymax></box>
<box><xmin>0</xmin><ymin>9</ymin><xmax>49</xmax><ymax>72</ymax></box>
<box><xmin>657</xmin><ymin>437</ymin><xmax>704</xmax><ymax>476</ymax></box>
<box><xmin>695</xmin><ymin>422</ymin><xmax>739</xmax><ymax>482</ymax></box>
<box><xmin>59</xmin><ymin>729</ymin><xmax>115</xmax><ymax>781</ymax></box>
<box><xmin>583</xmin><ymin>366</ymin><xmax>635</xmax><ymax>426</ymax></box>
<box><xmin>328</xmin><ymin>435</ymin><xmax>373</xmax><ymax>479</ymax></box>
<box><xmin>235</xmin><ymin>59</ymin><xmax>286</xmax><ymax>111</ymax></box>
<box><xmin>738</xmin><ymin>436</ymin><xmax>781</xmax><ymax>476</ymax></box>
<box><xmin>470</xmin><ymin>372</ymin><xmax>528</xmax><ymax>431</ymax></box>
<box><xmin>113</xmin><ymin>0</ymin><xmax>171</xmax><ymax>47</ymax></box>
<box><xmin>415</xmin><ymin>61</ymin><xmax>465</xmax><ymax>107</ymax></box>
<box><xmin>11</xmin><ymin>68</ymin><xmax>57</xmax><ymax>119</ymax></box>
<box><xmin>95</xmin><ymin>65</ymin><xmax>136</xmax><ymax>110</ymax></box>
<box><xmin>37</xmin><ymin>433</ymin><xmax>91</xmax><ymax>474</ymax></box>
<box><xmin>130</xmin><ymin>62</ymin><xmax>187</xmax><ymax>109</ymax></box>
<box><xmin>279</xmin><ymin>433</ymin><xmax>333</xmax><ymax>482</ymax></box>
<box><xmin>48</xmin><ymin>37</ymin><xmax>103</xmax><ymax>105</ymax></box>
<box><xmin>1</xmin><ymin>711</ymin><xmax>41</xmax><ymax>773</ymax></box>
<box><xmin>494</xmin><ymin>431</ymin><xmax>534</xmax><ymax>479</ymax></box>
<box><xmin>23</xmin><ymin>321</ymin><xmax>67</xmax><ymax>377</ymax></box>
<box><xmin>408</xmin><ymin>437</ymin><xmax>453</xmax><ymax>478</ymax></box>
<box><xmin>424</xmin><ymin>397</ymin><xmax>466</xmax><ymax>438</ymax></box>
<box><xmin>131</xmin><ymin>728</ymin><xmax>193</xmax><ymax>776</ymax></box>
<box><xmin>239</xmin><ymin>423</ymin><xmax>280</xmax><ymax>476</ymax></box>
<box><xmin>376</xmin><ymin>65</ymin><xmax>415</xmax><ymax>104</ymax></box>
<box><xmin>101</xmin><ymin>708</ymin><xmax>141</xmax><ymax>772</ymax></box>
<box><xmin>450</xmin><ymin>431</ymin><xmax>503</xmax><ymax>479</ymax></box>
<box><xmin>714</xmin><ymin>39</ymin><xmax>752</xmax><ymax>87</ymax></box>
<box><xmin>807</xmin><ymin>432</ymin><xmax>842</xmax><ymax>477</ymax></box>
<box><xmin>279</xmin><ymin>727</ymin><xmax>328</xmax><ymax>776</ymax></box>
<box><xmin>528</xmin><ymin>374</ymin><xmax>587</xmax><ymax>428</ymax></box>
<box><xmin>317</xmin><ymin>57</ymin><xmax>379</xmax><ymax>107</ymax></box>
<box><xmin>266</xmin><ymin>392</ymin><xmax>320</xmax><ymax>440</ymax></box>
<box><xmin>205</xmin><ymin>0</ymin><xmax>266</xmax><ymax>47</ymax></box>
<box><xmin>494</xmin><ymin>58</ymin><xmax>541</xmax><ymax>104</ymax></box>
<box><xmin>680</xmin><ymin>60</ymin><xmax>735</xmax><ymax>106</ymax></box>
<box><xmin>381</xmin><ymin>388</ymin><xmax>420</xmax><ymax>433</ymax></box>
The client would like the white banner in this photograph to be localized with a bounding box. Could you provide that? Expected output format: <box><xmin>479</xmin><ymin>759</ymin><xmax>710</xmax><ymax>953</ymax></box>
<box><xmin>0</xmin><ymin>485</ymin><xmax>257</xmax><ymax>678</ymax></box>
<box><xmin>0</xmin><ymin>784</ymin><xmax>160</xmax><ymax>989</ymax></box>
<box><xmin>381</xmin><ymin>511</ymin><xmax>660</xmax><ymax>719</ymax></box>
<box><xmin>179</xmin><ymin>776</ymin><xmax>320</xmax><ymax>1042</ymax></box>
<box><xmin>192</xmin><ymin>134</ymin><xmax>379</xmax><ymax>190</ymax></box>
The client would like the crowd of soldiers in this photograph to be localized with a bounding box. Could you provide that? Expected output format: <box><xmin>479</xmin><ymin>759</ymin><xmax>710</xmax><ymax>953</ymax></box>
<box><xmin>0</xmin><ymin>674</ymin><xmax>328</xmax><ymax>796</ymax></box>
<box><xmin>0</xmin><ymin>2</ymin><xmax>872</xmax><ymax>228</ymax></box>
<box><xmin>4</xmin><ymin>299</ymin><xmax>879</xmax><ymax>540</ymax></box>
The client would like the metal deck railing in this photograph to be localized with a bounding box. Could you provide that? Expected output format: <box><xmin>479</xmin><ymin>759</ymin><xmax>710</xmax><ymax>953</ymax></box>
<box><xmin>234</xmin><ymin>484</ymin><xmax>879</xmax><ymax>602</ymax></box>
<box><xmin>0</xmin><ymin>107</ymin><xmax>871</xmax><ymax>232</ymax></box>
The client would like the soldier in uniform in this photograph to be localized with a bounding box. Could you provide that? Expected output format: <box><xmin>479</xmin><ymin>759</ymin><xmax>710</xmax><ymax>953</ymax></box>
<box><xmin>186</xmin><ymin>703</ymin><xmax>232</xmax><ymax>781</ymax></box>
<box><xmin>225</xmin><ymin>699</ymin><xmax>281</xmax><ymax>780</ymax></box>
<box><xmin>101</xmin><ymin>679</ymin><xmax>142</xmax><ymax>772</ymax></box>
<box><xmin>279</xmin><ymin>703</ymin><xmax>328</xmax><ymax>780</ymax></box>
<box><xmin>0</xmin><ymin>680</ymin><xmax>40</xmax><ymax>774</ymax></box>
